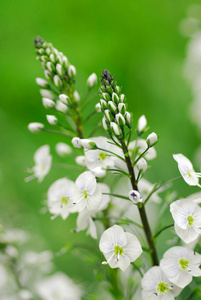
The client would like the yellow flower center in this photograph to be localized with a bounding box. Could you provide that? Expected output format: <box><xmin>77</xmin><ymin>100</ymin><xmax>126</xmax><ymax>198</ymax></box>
<box><xmin>98</xmin><ymin>152</ymin><xmax>107</xmax><ymax>161</ymax></box>
<box><xmin>83</xmin><ymin>189</ymin><xmax>88</xmax><ymax>199</ymax></box>
<box><xmin>179</xmin><ymin>258</ymin><xmax>189</xmax><ymax>270</ymax></box>
<box><xmin>113</xmin><ymin>245</ymin><xmax>124</xmax><ymax>256</ymax></box>
<box><xmin>157</xmin><ymin>282</ymin><xmax>169</xmax><ymax>294</ymax></box>
<box><xmin>187</xmin><ymin>215</ymin><xmax>194</xmax><ymax>227</ymax></box>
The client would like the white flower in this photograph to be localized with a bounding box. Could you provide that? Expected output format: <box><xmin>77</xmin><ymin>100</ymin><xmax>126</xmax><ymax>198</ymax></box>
<box><xmin>28</xmin><ymin>122</ymin><xmax>44</xmax><ymax>132</ymax></box>
<box><xmin>110</xmin><ymin>122</ymin><xmax>121</xmax><ymax>136</ymax></box>
<box><xmin>160</xmin><ymin>246</ymin><xmax>201</xmax><ymax>288</ymax></box>
<box><xmin>40</xmin><ymin>89</ymin><xmax>54</xmax><ymax>100</ymax></box>
<box><xmin>173</xmin><ymin>153</ymin><xmax>201</xmax><ymax>187</ymax></box>
<box><xmin>53</xmin><ymin>75</ymin><xmax>62</xmax><ymax>88</ymax></box>
<box><xmin>80</xmin><ymin>139</ymin><xmax>96</xmax><ymax>149</ymax></box>
<box><xmin>128</xmin><ymin>190</ymin><xmax>142</xmax><ymax>204</ymax></box>
<box><xmin>59</xmin><ymin>94</ymin><xmax>69</xmax><ymax>104</ymax></box>
<box><xmin>25</xmin><ymin>145</ymin><xmax>52</xmax><ymax>182</ymax></box>
<box><xmin>71</xmin><ymin>171</ymin><xmax>102</xmax><ymax>212</ymax></box>
<box><xmin>46</xmin><ymin>115</ymin><xmax>58</xmax><ymax>125</ymax></box>
<box><xmin>36</xmin><ymin>272</ymin><xmax>82</xmax><ymax>300</ymax></box>
<box><xmin>55</xmin><ymin>143</ymin><xmax>72</xmax><ymax>157</ymax></box>
<box><xmin>47</xmin><ymin>178</ymin><xmax>75</xmax><ymax>219</ymax></box>
<box><xmin>141</xmin><ymin>266</ymin><xmax>181</xmax><ymax>300</ymax></box>
<box><xmin>115</xmin><ymin>113</ymin><xmax>125</xmax><ymax>126</ymax></box>
<box><xmin>42</xmin><ymin>97</ymin><xmax>55</xmax><ymax>109</ymax></box>
<box><xmin>56</xmin><ymin>100</ymin><xmax>68</xmax><ymax>113</ymax></box>
<box><xmin>99</xmin><ymin>225</ymin><xmax>142</xmax><ymax>272</ymax></box>
<box><xmin>75</xmin><ymin>155</ymin><xmax>86</xmax><ymax>166</ymax></box>
<box><xmin>170</xmin><ymin>198</ymin><xmax>201</xmax><ymax>243</ymax></box>
<box><xmin>138</xmin><ymin>115</ymin><xmax>147</xmax><ymax>132</ymax></box>
<box><xmin>87</xmin><ymin>73</ymin><xmax>97</xmax><ymax>88</ymax></box>
<box><xmin>74</xmin><ymin>90</ymin><xmax>80</xmax><ymax>101</ymax></box>
<box><xmin>36</xmin><ymin>78</ymin><xmax>49</xmax><ymax>88</ymax></box>
<box><xmin>68</xmin><ymin>65</ymin><xmax>76</xmax><ymax>77</ymax></box>
<box><xmin>146</xmin><ymin>132</ymin><xmax>158</xmax><ymax>147</ymax></box>
<box><xmin>129</xmin><ymin>139</ymin><xmax>157</xmax><ymax>161</ymax></box>
<box><xmin>56</xmin><ymin>63</ymin><xmax>64</xmax><ymax>77</ymax></box>
<box><xmin>95</xmin><ymin>103</ymin><xmax>101</xmax><ymax>112</ymax></box>
<box><xmin>90</xmin><ymin>166</ymin><xmax>106</xmax><ymax>178</ymax></box>
<box><xmin>72</xmin><ymin>137</ymin><xmax>82</xmax><ymax>148</ymax></box>
<box><xmin>136</xmin><ymin>158</ymin><xmax>148</xmax><ymax>172</ymax></box>
<box><xmin>84</xmin><ymin>137</ymin><xmax>115</xmax><ymax>172</ymax></box>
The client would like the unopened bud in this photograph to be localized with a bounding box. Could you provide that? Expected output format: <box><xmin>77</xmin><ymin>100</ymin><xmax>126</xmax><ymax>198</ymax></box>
<box><xmin>46</xmin><ymin>115</ymin><xmax>58</xmax><ymax>125</ymax></box>
<box><xmin>40</xmin><ymin>89</ymin><xmax>54</xmax><ymax>100</ymax></box>
<box><xmin>102</xmin><ymin>116</ymin><xmax>109</xmax><ymax>131</ymax></box>
<box><xmin>72</xmin><ymin>137</ymin><xmax>82</xmax><ymax>148</ymax></box>
<box><xmin>136</xmin><ymin>158</ymin><xmax>147</xmax><ymax>172</ymax></box>
<box><xmin>91</xmin><ymin>166</ymin><xmax>106</xmax><ymax>178</ymax></box>
<box><xmin>118</xmin><ymin>103</ymin><xmax>126</xmax><ymax>114</ymax></box>
<box><xmin>108</xmin><ymin>101</ymin><xmax>117</xmax><ymax>114</ymax></box>
<box><xmin>44</xmin><ymin>70</ymin><xmax>52</xmax><ymax>80</ymax></box>
<box><xmin>120</xmin><ymin>94</ymin><xmax>125</xmax><ymax>103</ymax></box>
<box><xmin>75</xmin><ymin>155</ymin><xmax>86</xmax><ymax>166</ymax></box>
<box><xmin>110</xmin><ymin>122</ymin><xmax>121</xmax><ymax>136</ymax></box>
<box><xmin>42</xmin><ymin>97</ymin><xmax>55</xmax><ymax>108</ymax></box>
<box><xmin>63</xmin><ymin>56</ymin><xmax>69</xmax><ymax>68</ymax></box>
<box><xmin>115</xmin><ymin>86</ymin><xmax>120</xmax><ymax>94</ymax></box>
<box><xmin>128</xmin><ymin>190</ymin><xmax>142</xmax><ymax>204</ymax></box>
<box><xmin>138</xmin><ymin>115</ymin><xmax>147</xmax><ymax>133</ymax></box>
<box><xmin>56</xmin><ymin>100</ymin><xmax>68</xmax><ymax>113</ymax></box>
<box><xmin>105</xmin><ymin>109</ymin><xmax>113</xmax><ymax>122</ymax></box>
<box><xmin>87</xmin><ymin>73</ymin><xmax>97</xmax><ymax>88</ymax></box>
<box><xmin>80</xmin><ymin>139</ymin><xmax>97</xmax><ymax>149</ymax></box>
<box><xmin>28</xmin><ymin>122</ymin><xmax>44</xmax><ymax>132</ymax></box>
<box><xmin>125</xmin><ymin>112</ymin><xmax>132</xmax><ymax>127</ymax></box>
<box><xmin>56</xmin><ymin>63</ymin><xmax>64</xmax><ymax>77</ymax></box>
<box><xmin>146</xmin><ymin>132</ymin><xmax>158</xmax><ymax>146</ymax></box>
<box><xmin>112</xmin><ymin>92</ymin><xmax>119</xmax><ymax>103</ymax></box>
<box><xmin>95</xmin><ymin>103</ymin><xmax>101</xmax><ymax>112</ymax></box>
<box><xmin>100</xmin><ymin>99</ymin><xmax>108</xmax><ymax>109</ymax></box>
<box><xmin>50</xmin><ymin>53</ymin><xmax>55</xmax><ymax>63</ymax></box>
<box><xmin>56</xmin><ymin>142</ymin><xmax>72</xmax><ymax>156</ymax></box>
<box><xmin>41</xmin><ymin>55</ymin><xmax>48</xmax><ymax>63</ymax></box>
<box><xmin>74</xmin><ymin>90</ymin><xmax>80</xmax><ymax>102</ymax></box>
<box><xmin>68</xmin><ymin>65</ymin><xmax>76</xmax><ymax>77</ymax></box>
<box><xmin>53</xmin><ymin>75</ymin><xmax>62</xmax><ymax>88</ymax></box>
<box><xmin>115</xmin><ymin>113</ymin><xmax>125</xmax><ymax>126</ymax></box>
<box><xmin>59</xmin><ymin>94</ymin><xmax>69</xmax><ymax>104</ymax></box>
<box><xmin>36</xmin><ymin>78</ymin><xmax>49</xmax><ymax>88</ymax></box>
<box><xmin>102</xmin><ymin>93</ymin><xmax>110</xmax><ymax>101</ymax></box>
<box><xmin>57</xmin><ymin>55</ymin><xmax>63</xmax><ymax>65</ymax></box>
<box><xmin>46</xmin><ymin>48</ymin><xmax>51</xmax><ymax>55</ymax></box>
<box><xmin>46</xmin><ymin>61</ymin><xmax>55</xmax><ymax>72</ymax></box>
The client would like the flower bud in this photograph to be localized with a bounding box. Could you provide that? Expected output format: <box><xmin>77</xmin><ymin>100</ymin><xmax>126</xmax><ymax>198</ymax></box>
<box><xmin>55</xmin><ymin>142</ymin><xmax>72</xmax><ymax>156</ymax></box>
<box><xmin>120</xmin><ymin>94</ymin><xmax>125</xmax><ymax>103</ymax></box>
<box><xmin>80</xmin><ymin>139</ymin><xmax>97</xmax><ymax>149</ymax></box>
<box><xmin>38</xmin><ymin>48</ymin><xmax>45</xmax><ymax>55</ymax></box>
<box><xmin>57</xmin><ymin>54</ymin><xmax>63</xmax><ymax>65</ymax></box>
<box><xmin>59</xmin><ymin>94</ymin><xmax>69</xmax><ymax>104</ymax></box>
<box><xmin>108</xmin><ymin>101</ymin><xmax>117</xmax><ymax>114</ymax></box>
<box><xmin>56</xmin><ymin>100</ymin><xmax>68</xmax><ymax>113</ymax></box>
<box><xmin>72</xmin><ymin>137</ymin><xmax>82</xmax><ymax>148</ymax></box>
<box><xmin>50</xmin><ymin>53</ymin><xmax>55</xmax><ymax>63</ymax></box>
<box><xmin>115</xmin><ymin>113</ymin><xmax>125</xmax><ymax>126</ymax></box>
<box><xmin>136</xmin><ymin>158</ymin><xmax>147</xmax><ymax>172</ymax></box>
<box><xmin>146</xmin><ymin>132</ymin><xmax>158</xmax><ymax>146</ymax></box>
<box><xmin>105</xmin><ymin>109</ymin><xmax>113</xmax><ymax>122</ymax></box>
<box><xmin>87</xmin><ymin>73</ymin><xmax>97</xmax><ymax>88</ymax></box>
<box><xmin>74</xmin><ymin>90</ymin><xmax>80</xmax><ymax>102</ymax></box>
<box><xmin>91</xmin><ymin>166</ymin><xmax>106</xmax><ymax>178</ymax></box>
<box><xmin>42</xmin><ymin>97</ymin><xmax>55</xmax><ymax>109</ymax></box>
<box><xmin>95</xmin><ymin>103</ymin><xmax>101</xmax><ymax>112</ymax></box>
<box><xmin>75</xmin><ymin>155</ymin><xmax>86</xmax><ymax>166</ymax></box>
<box><xmin>63</xmin><ymin>56</ymin><xmax>69</xmax><ymax>68</ymax></box>
<box><xmin>28</xmin><ymin>122</ymin><xmax>44</xmax><ymax>132</ymax></box>
<box><xmin>115</xmin><ymin>86</ymin><xmax>120</xmax><ymax>94</ymax></box>
<box><xmin>44</xmin><ymin>70</ymin><xmax>52</xmax><ymax>80</ymax></box>
<box><xmin>36</xmin><ymin>78</ymin><xmax>49</xmax><ymax>88</ymax></box>
<box><xmin>46</xmin><ymin>47</ymin><xmax>51</xmax><ymax>55</ymax></box>
<box><xmin>125</xmin><ymin>112</ymin><xmax>132</xmax><ymax>127</ymax></box>
<box><xmin>110</xmin><ymin>122</ymin><xmax>121</xmax><ymax>136</ymax></box>
<box><xmin>128</xmin><ymin>190</ymin><xmax>142</xmax><ymax>204</ymax></box>
<box><xmin>102</xmin><ymin>116</ymin><xmax>109</xmax><ymax>131</ymax></box>
<box><xmin>56</xmin><ymin>63</ymin><xmax>64</xmax><ymax>77</ymax></box>
<box><xmin>46</xmin><ymin>61</ymin><xmax>55</xmax><ymax>72</ymax></box>
<box><xmin>41</xmin><ymin>55</ymin><xmax>48</xmax><ymax>62</ymax></box>
<box><xmin>138</xmin><ymin>115</ymin><xmax>147</xmax><ymax>132</ymax></box>
<box><xmin>100</xmin><ymin>99</ymin><xmax>108</xmax><ymax>109</ymax></box>
<box><xmin>102</xmin><ymin>92</ymin><xmax>110</xmax><ymax>101</ymax></box>
<box><xmin>40</xmin><ymin>89</ymin><xmax>54</xmax><ymax>100</ymax></box>
<box><xmin>68</xmin><ymin>65</ymin><xmax>76</xmax><ymax>77</ymax></box>
<box><xmin>118</xmin><ymin>103</ymin><xmax>126</xmax><ymax>114</ymax></box>
<box><xmin>53</xmin><ymin>75</ymin><xmax>62</xmax><ymax>88</ymax></box>
<box><xmin>5</xmin><ymin>245</ymin><xmax>18</xmax><ymax>258</ymax></box>
<box><xmin>112</xmin><ymin>92</ymin><xmax>119</xmax><ymax>103</ymax></box>
<box><xmin>46</xmin><ymin>115</ymin><xmax>58</xmax><ymax>125</ymax></box>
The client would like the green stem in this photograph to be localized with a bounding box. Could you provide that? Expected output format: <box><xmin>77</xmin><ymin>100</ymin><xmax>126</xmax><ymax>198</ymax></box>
<box><xmin>42</xmin><ymin>128</ymin><xmax>73</xmax><ymax>138</ymax></box>
<box><xmin>97</xmin><ymin>147</ymin><xmax>125</xmax><ymax>161</ymax></box>
<box><xmin>93</xmin><ymin>216</ymin><xmax>143</xmax><ymax>229</ymax></box>
<box><xmin>52</xmin><ymin>163</ymin><xmax>82</xmax><ymax>170</ymax></box>
<box><xmin>154</xmin><ymin>224</ymin><xmax>174</xmax><ymax>239</ymax></box>
<box><xmin>120</xmin><ymin>139</ymin><xmax>159</xmax><ymax>266</ymax></box>
<box><xmin>103</xmin><ymin>192</ymin><xmax>130</xmax><ymax>200</ymax></box>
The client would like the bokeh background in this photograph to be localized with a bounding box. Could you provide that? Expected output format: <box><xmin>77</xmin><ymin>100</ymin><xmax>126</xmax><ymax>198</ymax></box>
<box><xmin>1</xmin><ymin>0</ymin><xmax>201</xmax><ymax>297</ymax></box>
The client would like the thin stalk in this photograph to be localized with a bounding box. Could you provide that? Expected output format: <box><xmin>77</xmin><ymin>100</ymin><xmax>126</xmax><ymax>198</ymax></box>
<box><xmin>131</xmin><ymin>262</ymin><xmax>143</xmax><ymax>277</ymax></box>
<box><xmin>97</xmin><ymin>147</ymin><xmax>125</xmax><ymax>161</ymax></box>
<box><xmin>154</xmin><ymin>224</ymin><xmax>174</xmax><ymax>239</ymax></box>
<box><xmin>133</xmin><ymin>146</ymin><xmax>150</xmax><ymax>166</ymax></box>
<box><xmin>120</xmin><ymin>139</ymin><xmax>159</xmax><ymax>266</ymax></box>
<box><xmin>106</xmin><ymin>169</ymin><xmax>130</xmax><ymax>177</ymax></box>
<box><xmin>103</xmin><ymin>192</ymin><xmax>130</xmax><ymax>201</ymax></box>
<box><xmin>83</xmin><ymin>110</ymin><xmax>97</xmax><ymax>124</ymax></box>
<box><xmin>42</xmin><ymin>128</ymin><xmax>73</xmax><ymax>138</ymax></box>
<box><xmin>93</xmin><ymin>217</ymin><xmax>143</xmax><ymax>229</ymax></box>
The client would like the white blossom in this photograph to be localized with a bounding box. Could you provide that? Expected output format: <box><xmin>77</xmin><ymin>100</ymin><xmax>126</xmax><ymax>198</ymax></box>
<box><xmin>146</xmin><ymin>132</ymin><xmax>158</xmax><ymax>147</ymax></box>
<box><xmin>55</xmin><ymin>100</ymin><xmax>68</xmax><ymax>113</ymax></box>
<box><xmin>74</xmin><ymin>90</ymin><xmax>80</xmax><ymax>102</ymax></box>
<box><xmin>160</xmin><ymin>246</ymin><xmax>201</xmax><ymax>288</ymax></box>
<box><xmin>128</xmin><ymin>190</ymin><xmax>142</xmax><ymax>204</ymax></box>
<box><xmin>53</xmin><ymin>75</ymin><xmax>62</xmax><ymax>88</ymax></box>
<box><xmin>170</xmin><ymin>198</ymin><xmax>201</xmax><ymax>243</ymax></box>
<box><xmin>47</xmin><ymin>178</ymin><xmax>75</xmax><ymax>219</ymax></box>
<box><xmin>110</xmin><ymin>122</ymin><xmax>121</xmax><ymax>136</ymax></box>
<box><xmin>59</xmin><ymin>94</ymin><xmax>69</xmax><ymax>104</ymax></box>
<box><xmin>40</xmin><ymin>89</ymin><xmax>54</xmax><ymax>100</ymax></box>
<box><xmin>28</xmin><ymin>122</ymin><xmax>44</xmax><ymax>133</ymax></box>
<box><xmin>99</xmin><ymin>225</ymin><xmax>142</xmax><ymax>272</ymax></box>
<box><xmin>138</xmin><ymin>115</ymin><xmax>147</xmax><ymax>132</ymax></box>
<box><xmin>141</xmin><ymin>266</ymin><xmax>181</xmax><ymax>300</ymax></box>
<box><xmin>36</xmin><ymin>78</ymin><xmax>49</xmax><ymax>88</ymax></box>
<box><xmin>36</xmin><ymin>272</ymin><xmax>82</xmax><ymax>300</ymax></box>
<box><xmin>68</xmin><ymin>65</ymin><xmax>76</xmax><ymax>77</ymax></box>
<box><xmin>71</xmin><ymin>171</ymin><xmax>102</xmax><ymax>212</ymax></box>
<box><xmin>87</xmin><ymin>73</ymin><xmax>97</xmax><ymax>88</ymax></box>
<box><xmin>46</xmin><ymin>115</ymin><xmax>57</xmax><ymax>125</ymax></box>
<box><xmin>42</xmin><ymin>98</ymin><xmax>55</xmax><ymax>109</ymax></box>
<box><xmin>75</xmin><ymin>155</ymin><xmax>86</xmax><ymax>166</ymax></box>
<box><xmin>95</xmin><ymin>103</ymin><xmax>101</xmax><ymax>112</ymax></box>
<box><xmin>80</xmin><ymin>139</ymin><xmax>96</xmax><ymax>149</ymax></box>
<box><xmin>173</xmin><ymin>153</ymin><xmax>201</xmax><ymax>187</ymax></box>
<box><xmin>72</xmin><ymin>137</ymin><xmax>82</xmax><ymax>148</ymax></box>
<box><xmin>55</xmin><ymin>143</ymin><xmax>72</xmax><ymax>157</ymax></box>
<box><xmin>25</xmin><ymin>145</ymin><xmax>52</xmax><ymax>182</ymax></box>
<box><xmin>129</xmin><ymin>139</ymin><xmax>157</xmax><ymax>161</ymax></box>
<box><xmin>136</xmin><ymin>158</ymin><xmax>148</xmax><ymax>172</ymax></box>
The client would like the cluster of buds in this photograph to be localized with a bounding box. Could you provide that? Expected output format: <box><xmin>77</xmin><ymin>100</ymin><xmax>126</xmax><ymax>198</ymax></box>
<box><xmin>35</xmin><ymin>37</ymin><xmax>76</xmax><ymax>91</ymax></box>
<box><xmin>97</xmin><ymin>70</ymin><xmax>132</xmax><ymax>138</ymax></box>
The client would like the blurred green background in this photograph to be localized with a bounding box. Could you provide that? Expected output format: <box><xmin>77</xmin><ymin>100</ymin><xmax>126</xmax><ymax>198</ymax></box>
<box><xmin>0</xmin><ymin>0</ymin><xmax>201</xmax><ymax>297</ymax></box>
